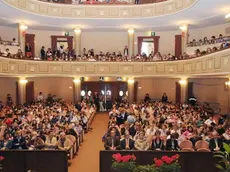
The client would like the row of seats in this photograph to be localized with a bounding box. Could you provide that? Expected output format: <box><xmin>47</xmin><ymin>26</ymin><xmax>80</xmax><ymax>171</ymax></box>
<box><xmin>180</xmin><ymin>140</ymin><xmax>210</xmax><ymax>152</ymax></box>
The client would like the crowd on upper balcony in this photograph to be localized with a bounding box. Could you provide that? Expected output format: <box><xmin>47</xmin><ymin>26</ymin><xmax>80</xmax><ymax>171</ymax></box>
<box><xmin>0</xmin><ymin>35</ymin><xmax>230</xmax><ymax>62</ymax></box>
<box><xmin>103</xmin><ymin>93</ymin><xmax>230</xmax><ymax>152</ymax></box>
<box><xmin>188</xmin><ymin>34</ymin><xmax>230</xmax><ymax>47</ymax></box>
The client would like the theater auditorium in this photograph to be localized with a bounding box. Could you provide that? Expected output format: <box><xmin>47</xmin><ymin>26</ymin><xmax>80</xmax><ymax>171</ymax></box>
<box><xmin>0</xmin><ymin>0</ymin><xmax>230</xmax><ymax>171</ymax></box>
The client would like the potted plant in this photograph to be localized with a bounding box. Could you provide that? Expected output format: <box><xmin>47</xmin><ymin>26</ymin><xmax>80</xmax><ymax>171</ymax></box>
<box><xmin>153</xmin><ymin>154</ymin><xmax>181</xmax><ymax>172</ymax></box>
<box><xmin>111</xmin><ymin>153</ymin><xmax>136</xmax><ymax>172</ymax></box>
<box><xmin>133</xmin><ymin>165</ymin><xmax>157</xmax><ymax>172</ymax></box>
<box><xmin>214</xmin><ymin>143</ymin><xmax>230</xmax><ymax>172</ymax></box>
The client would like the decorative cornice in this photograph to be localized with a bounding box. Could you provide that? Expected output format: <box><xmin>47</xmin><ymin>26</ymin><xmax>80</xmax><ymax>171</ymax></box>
<box><xmin>0</xmin><ymin>48</ymin><xmax>229</xmax><ymax>77</ymax></box>
<box><xmin>3</xmin><ymin>0</ymin><xmax>197</xmax><ymax>19</ymax></box>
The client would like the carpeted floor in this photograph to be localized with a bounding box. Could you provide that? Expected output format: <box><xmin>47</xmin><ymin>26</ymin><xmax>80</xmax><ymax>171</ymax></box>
<box><xmin>69</xmin><ymin>113</ymin><xmax>108</xmax><ymax>172</ymax></box>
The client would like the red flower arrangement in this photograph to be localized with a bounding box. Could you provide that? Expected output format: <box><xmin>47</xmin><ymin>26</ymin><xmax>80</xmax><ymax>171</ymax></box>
<box><xmin>112</xmin><ymin>153</ymin><xmax>136</xmax><ymax>163</ymax></box>
<box><xmin>112</xmin><ymin>153</ymin><xmax>136</xmax><ymax>171</ymax></box>
<box><xmin>153</xmin><ymin>154</ymin><xmax>181</xmax><ymax>172</ymax></box>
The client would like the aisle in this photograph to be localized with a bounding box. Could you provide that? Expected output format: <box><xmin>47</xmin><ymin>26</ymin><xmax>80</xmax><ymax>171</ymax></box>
<box><xmin>69</xmin><ymin>113</ymin><xmax>108</xmax><ymax>172</ymax></box>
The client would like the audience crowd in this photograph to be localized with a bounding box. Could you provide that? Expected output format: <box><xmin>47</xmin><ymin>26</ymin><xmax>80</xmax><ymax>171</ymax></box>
<box><xmin>0</xmin><ymin>34</ymin><xmax>230</xmax><ymax>62</ymax></box>
<box><xmin>103</xmin><ymin>93</ymin><xmax>230</xmax><ymax>151</ymax></box>
<box><xmin>0</xmin><ymin>93</ymin><xmax>95</xmax><ymax>153</ymax></box>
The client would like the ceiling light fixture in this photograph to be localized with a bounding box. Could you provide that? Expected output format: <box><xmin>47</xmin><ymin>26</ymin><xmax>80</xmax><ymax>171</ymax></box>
<box><xmin>20</xmin><ymin>24</ymin><xmax>28</xmax><ymax>31</ymax></box>
<box><xmin>74</xmin><ymin>28</ymin><xmax>81</xmax><ymax>34</ymax></box>
<box><xmin>179</xmin><ymin>25</ymin><xmax>187</xmax><ymax>31</ymax></box>
<box><xmin>128</xmin><ymin>28</ymin><xmax>135</xmax><ymax>34</ymax></box>
<box><xmin>225</xmin><ymin>13</ymin><xmax>230</xmax><ymax>19</ymax></box>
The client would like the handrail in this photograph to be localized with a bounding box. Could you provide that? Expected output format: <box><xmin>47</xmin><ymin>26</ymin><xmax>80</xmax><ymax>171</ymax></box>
<box><xmin>38</xmin><ymin>0</ymin><xmax>168</xmax><ymax>5</ymax></box>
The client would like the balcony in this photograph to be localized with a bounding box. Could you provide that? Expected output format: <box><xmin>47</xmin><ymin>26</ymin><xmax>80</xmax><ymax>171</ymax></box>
<box><xmin>3</xmin><ymin>0</ymin><xmax>197</xmax><ymax>19</ymax></box>
<box><xmin>0</xmin><ymin>48</ymin><xmax>229</xmax><ymax>77</ymax></box>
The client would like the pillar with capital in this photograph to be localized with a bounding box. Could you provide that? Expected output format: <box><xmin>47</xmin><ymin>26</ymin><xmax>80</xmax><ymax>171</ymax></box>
<box><xmin>18</xmin><ymin>78</ymin><xmax>28</xmax><ymax>105</ymax></box>
<box><xmin>127</xmin><ymin>28</ymin><xmax>135</xmax><ymax>58</ymax></box>
<box><xmin>74</xmin><ymin>28</ymin><xmax>81</xmax><ymax>56</ymax></box>
<box><xmin>180</xmin><ymin>24</ymin><xmax>189</xmax><ymax>54</ymax></box>
<box><xmin>73</xmin><ymin>77</ymin><xmax>81</xmax><ymax>103</ymax></box>
<box><xmin>127</xmin><ymin>78</ymin><xmax>135</xmax><ymax>103</ymax></box>
<box><xmin>18</xmin><ymin>23</ymin><xmax>28</xmax><ymax>54</ymax></box>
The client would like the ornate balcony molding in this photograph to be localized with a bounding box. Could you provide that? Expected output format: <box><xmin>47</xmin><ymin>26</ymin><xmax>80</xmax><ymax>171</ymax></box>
<box><xmin>0</xmin><ymin>49</ymin><xmax>229</xmax><ymax>77</ymax></box>
<box><xmin>3</xmin><ymin>0</ymin><xmax>197</xmax><ymax>19</ymax></box>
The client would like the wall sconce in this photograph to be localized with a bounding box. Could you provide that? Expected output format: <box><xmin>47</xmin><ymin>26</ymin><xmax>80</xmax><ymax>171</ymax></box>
<box><xmin>20</xmin><ymin>24</ymin><xmax>28</xmax><ymax>31</ymax></box>
<box><xmin>225</xmin><ymin>81</ymin><xmax>230</xmax><ymax>86</ymax></box>
<box><xmin>19</xmin><ymin>79</ymin><xmax>28</xmax><ymax>84</ymax></box>
<box><xmin>73</xmin><ymin>78</ymin><xmax>81</xmax><ymax>83</ymax></box>
<box><xmin>127</xmin><ymin>78</ymin><xmax>135</xmax><ymax>84</ymax></box>
<box><xmin>74</xmin><ymin>28</ymin><xmax>81</xmax><ymax>34</ymax></box>
<box><xmin>128</xmin><ymin>28</ymin><xmax>135</xmax><ymax>34</ymax></box>
<box><xmin>179</xmin><ymin>25</ymin><xmax>187</xmax><ymax>31</ymax></box>
<box><xmin>179</xmin><ymin>79</ymin><xmax>187</xmax><ymax>85</ymax></box>
<box><xmin>225</xmin><ymin>13</ymin><xmax>230</xmax><ymax>19</ymax></box>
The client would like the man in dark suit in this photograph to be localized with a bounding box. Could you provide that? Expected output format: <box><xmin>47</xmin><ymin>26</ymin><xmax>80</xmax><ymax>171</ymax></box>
<box><xmin>116</xmin><ymin>106</ymin><xmax>128</xmax><ymax>126</ymax></box>
<box><xmin>166</xmin><ymin>133</ymin><xmax>179</xmax><ymax>151</ymax></box>
<box><xmin>12</xmin><ymin>131</ymin><xmax>27</xmax><ymax>149</ymax></box>
<box><xmin>120</xmin><ymin>131</ymin><xmax>135</xmax><ymax>150</ymax></box>
<box><xmin>104</xmin><ymin>130</ymin><xmax>120</xmax><ymax>150</ymax></box>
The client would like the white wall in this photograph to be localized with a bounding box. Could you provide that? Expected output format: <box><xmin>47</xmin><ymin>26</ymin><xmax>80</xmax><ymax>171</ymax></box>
<box><xmin>81</xmin><ymin>31</ymin><xmax>128</xmax><ymax>53</ymax></box>
<box><xmin>0</xmin><ymin>26</ymin><xmax>18</xmax><ymax>41</ymax></box>
<box><xmin>189</xmin><ymin>23</ymin><xmax>230</xmax><ymax>41</ymax></box>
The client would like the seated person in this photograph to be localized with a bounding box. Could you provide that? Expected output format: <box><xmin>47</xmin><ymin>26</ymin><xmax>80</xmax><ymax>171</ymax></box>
<box><xmin>12</xmin><ymin>131</ymin><xmax>27</xmax><ymax>149</ymax></box>
<box><xmin>222</xmin><ymin>128</ymin><xmax>230</xmax><ymax>144</ymax></box>
<box><xmin>209</xmin><ymin>130</ymin><xmax>224</xmax><ymax>151</ymax></box>
<box><xmin>120</xmin><ymin>131</ymin><xmax>135</xmax><ymax>150</ymax></box>
<box><xmin>166</xmin><ymin>133</ymin><xmax>180</xmax><ymax>151</ymax></box>
<box><xmin>0</xmin><ymin>133</ymin><xmax>13</xmax><ymax>150</ymax></box>
<box><xmin>104</xmin><ymin>130</ymin><xmax>120</xmax><ymax>150</ymax></box>
<box><xmin>151</xmin><ymin>130</ymin><xmax>164</xmax><ymax>151</ymax></box>
<box><xmin>58</xmin><ymin>132</ymin><xmax>72</xmax><ymax>151</ymax></box>
<box><xmin>15</xmin><ymin>49</ymin><xmax>23</xmax><ymax>58</ymax></box>
<box><xmin>27</xmin><ymin>131</ymin><xmax>44</xmax><ymax>150</ymax></box>
<box><xmin>2</xmin><ymin>48</ymin><xmax>11</xmax><ymax>57</ymax></box>
<box><xmin>45</xmin><ymin>131</ymin><xmax>58</xmax><ymax>149</ymax></box>
<box><xmin>134</xmin><ymin>131</ymin><xmax>150</xmax><ymax>151</ymax></box>
<box><xmin>11</xmin><ymin>38</ymin><xmax>19</xmax><ymax>46</ymax></box>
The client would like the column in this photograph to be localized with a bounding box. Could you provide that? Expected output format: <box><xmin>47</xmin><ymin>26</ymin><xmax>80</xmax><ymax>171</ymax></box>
<box><xmin>74</xmin><ymin>28</ymin><xmax>81</xmax><ymax>56</ymax></box>
<box><xmin>18</xmin><ymin>78</ymin><xmax>28</xmax><ymax>105</ymax></box>
<box><xmin>73</xmin><ymin>77</ymin><xmax>81</xmax><ymax>103</ymax></box>
<box><xmin>127</xmin><ymin>28</ymin><xmax>135</xmax><ymax>58</ymax></box>
<box><xmin>18</xmin><ymin>23</ymin><xmax>28</xmax><ymax>54</ymax></box>
<box><xmin>225</xmin><ymin>79</ymin><xmax>230</xmax><ymax>114</ymax></box>
<box><xmin>179</xmin><ymin>78</ymin><xmax>188</xmax><ymax>103</ymax></box>
<box><xmin>180</xmin><ymin>24</ymin><xmax>189</xmax><ymax>54</ymax></box>
<box><xmin>127</xmin><ymin>78</ymin><xmax>135</xmax><ymax>103</ymax></box>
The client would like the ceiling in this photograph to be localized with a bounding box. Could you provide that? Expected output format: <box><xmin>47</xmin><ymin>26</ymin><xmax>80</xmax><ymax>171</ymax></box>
<box><xmin>0</xmin><ymin>0</ymin><xmax>230</xmax><ymax>31</ymax></box>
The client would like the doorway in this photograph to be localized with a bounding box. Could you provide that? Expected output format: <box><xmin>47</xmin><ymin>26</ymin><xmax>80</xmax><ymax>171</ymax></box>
<box><xmin>51</xmin><ymin>35</ymin><xmax>73</xmax><ymax>51</ymax></box>
<box><xmin>141</xmin><ymin>40</ymin><xmax>154</xmax><ymax>56</ymax></box>
<box><xmin>25</xmin><ymin>34</ymin><xmax>35</xmax><ymax>57</ymax></box>
<box><xmin>81</xmin><ymin>81</ymin><xmax>128</xmax><ymax>111</ymax></box>
<box><xmin>137</xmin><ymin>36</ymin><xmax>160</xmax><ymax>55</ymax></box>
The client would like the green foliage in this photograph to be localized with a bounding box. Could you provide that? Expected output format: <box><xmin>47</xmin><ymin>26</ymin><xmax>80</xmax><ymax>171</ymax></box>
<box><xmin>214</xmin><ymin>143</ymin><xmax>230</xmax><ymax>172</ymax></box>
<box><xmin>156</xmin><ymin>163</ymin><xmax>181</xmax><ymax>172</ymax></box>
<box><xmin>133</xmin><ymin>165</ymin><xmax>157</xmax><ymax>172</ymax></box>
<box><xmin>111</xmin><ymin>162</ymin><xmax>136</xmax><ymax>172</ymax></box>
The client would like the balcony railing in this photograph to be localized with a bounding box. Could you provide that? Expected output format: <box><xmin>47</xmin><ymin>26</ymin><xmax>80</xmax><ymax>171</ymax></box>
<box><xmin>38</xmin><ymin>0</ymin><xmax>168</xmax><ymax>5</ymax></box>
